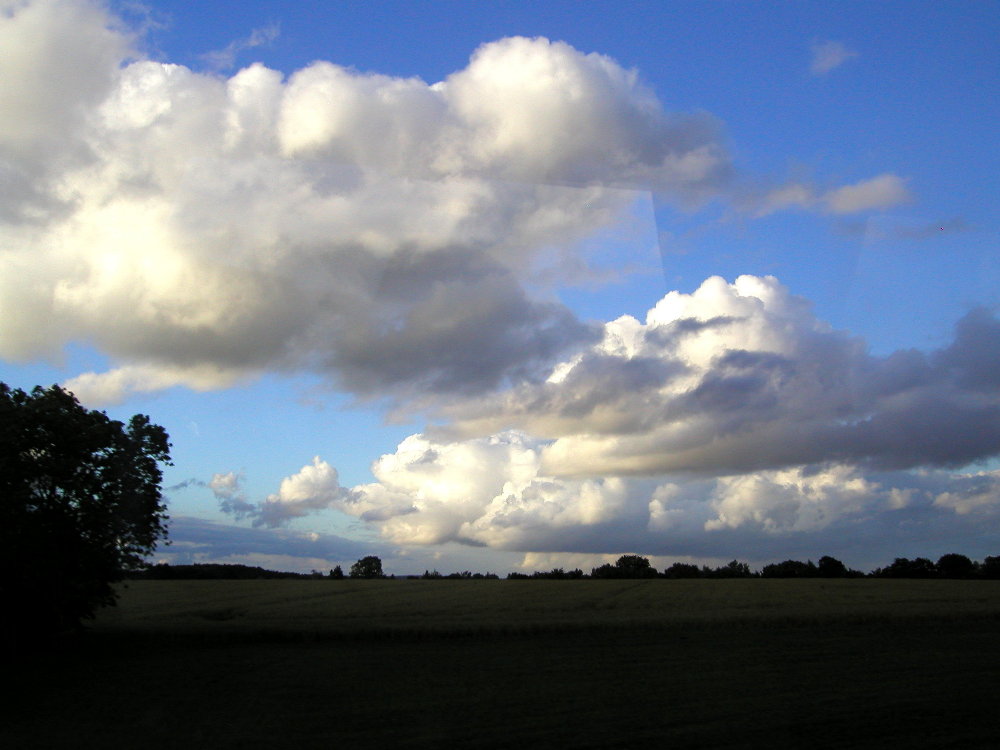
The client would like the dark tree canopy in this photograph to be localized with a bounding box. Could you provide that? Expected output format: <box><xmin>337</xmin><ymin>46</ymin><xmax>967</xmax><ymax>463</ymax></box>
<box><xmin>350</xmin><ymin>555</ymin><xmax>384</xmax><ymax>578</ymax></box>
<box><xmin>592</xmin><ymin>554</ymin><xmax>658</xmax><ymax>579</ymax></box>
<box><xmin>874</xmin><ymin>557</ymin><xmax>938</xmax><ymax>579</ymax></box>
<box><xmin>0</xmin><ymin>383</ymin><xmax>171</xmax><ymax>641</ymax></box>
<box><xmin>981</xmin><ymin>556</ymin><xmax>1000</xmax><ymax>579</ymax></box>
<box><xmin>761</xmin><ymin>560</ymin><xmax>818</xmax><ymax>578</ymax></box>
<box><xmin>705</xmin><ymin>560</ymin><xmax>754</xmax><ymax>579</ymax></box>
<box><xmin>662</xmin><ymin>562</ymin><xmax>702</xmax><ymax>579</ymax></box>
<box><xmin>936</xmin><ymin>553</ymin><xmax>975</xmax><ymax>579</ymax></box>
<box><xmin>817</xmin><ymin>555</ymin><xmax>849</xmax><ymax>578</ymax></box>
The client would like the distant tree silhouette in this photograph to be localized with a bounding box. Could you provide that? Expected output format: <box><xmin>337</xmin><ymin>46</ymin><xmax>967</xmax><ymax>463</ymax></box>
<box><xmin>349</xmin><ymin>556</ymin><xmax>384</xmax><ymax>578</ymax></box>
<box><xmin>590</xmin><ymin>564</ymin><xmax>615</xmax><ymax>578</ymax></box>
<box><xmin>761</xmin><ymin>560</ymin><xmax>817</xmax><ymax>578</ymax></box>
<box><xmin>874</xmin><ymin>557</ymin><xmax>937</xmax><ymax>578</ymax></box>
<box><xmin>514</xmin><ymin>568</ymin><xmax>586</xmax><ymax>580</ymax></box>
<box><xmin>124</xmin><ymin>553</ymin><xmax>1000</xmax><ymax>583</ymax></box>
<box><xmin>617</xmin><ymin>554</ymin><xmax>658</xmax><ymax>578</ymax></box>
<box><xmin>592</xmin><ymin>555</ymin><xmax>658</xmax><ymax>579</ymax></box>
<box><xmin>936</xmin><ymin>553</ymin><xmax>975</xmax><ymax>579</ymax></box>
<box><xmin>136</xmin><ymin>563</ymin><xmax>305</xmax><ymax>580</ymax></box>
<box><xmin>707</xmin><ymin>560</ymin><xmax>754</xmax><ymax>578</ymax></box>
<box><xmin>662</xmin><ymin>562</ymin><xmax>702</xmax><ymax>579</ymax></box>
<box><xmin>0</xmin><ymin>383</ymin><xmax>170</xmax><ymax>644</ymax></box>
<box><xmin>981</xmin><ymin>556</ymin><xmax>1000</xmax><ymax>579</ymax></box>
<box><xmin>817</xmin><ymin>556</ymin><xmax>849</xmax><ymax>578</ymax></box>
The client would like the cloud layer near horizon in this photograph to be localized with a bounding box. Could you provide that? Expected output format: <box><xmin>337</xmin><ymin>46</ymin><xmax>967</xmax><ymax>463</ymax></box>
<box><xmin>232</xmin><ymin>276</ymin><xmax>1000</xmax><ymax>557</ymax></box>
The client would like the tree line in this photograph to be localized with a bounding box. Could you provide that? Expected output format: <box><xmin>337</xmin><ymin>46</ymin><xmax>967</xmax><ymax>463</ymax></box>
<box><xmin>138</xmin><ymin>552</ymin><xmax>1000</xmax><ymax>581</ymax></box>
<box><xmin>504</xmin><ymin>553</ymin><xmax>1000</xmax><ymax>580</ymax></box>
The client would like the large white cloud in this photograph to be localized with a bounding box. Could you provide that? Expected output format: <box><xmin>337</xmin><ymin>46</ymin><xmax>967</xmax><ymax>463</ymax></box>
<box><xmin>1</xmin><ymin>1</ymin><xmax>912</xmax><ymax>407</ymax></box>
<box><xmin>0</xmin><ymin>1</ymin><xmax>743</xmax><ymax>404</ymax></box>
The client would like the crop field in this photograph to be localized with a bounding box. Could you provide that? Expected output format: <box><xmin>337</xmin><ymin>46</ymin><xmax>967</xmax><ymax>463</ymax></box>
<box><xmin>7</xmin><ymin>579</ymin><xmax>1000</xmax><ymax>749</ymax></box>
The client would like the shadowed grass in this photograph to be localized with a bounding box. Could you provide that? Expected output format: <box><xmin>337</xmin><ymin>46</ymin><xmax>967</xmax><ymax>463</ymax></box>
<box><xmin>89</xmin><ymin>578</ymin><xmax>1000</xmax><ymax>639</ymax></box>
<box><xmin>5</xmin><ymin>579</ymin><xmax>1000</xmax><ymax>748</ymax></box>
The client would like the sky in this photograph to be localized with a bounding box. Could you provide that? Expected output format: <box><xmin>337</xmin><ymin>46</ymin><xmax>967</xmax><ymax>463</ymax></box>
<box><xmin>2</xmin><ymin>0</ymin><xmax>998</xmax><ymax>574</ymax></box>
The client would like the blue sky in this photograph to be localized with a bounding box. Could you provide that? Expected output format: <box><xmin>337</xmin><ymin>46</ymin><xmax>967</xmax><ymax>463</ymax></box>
<box><xmin>1</xmin><ymin>0</ymin><xmax>998</xmax><ymax>573</ymax></box>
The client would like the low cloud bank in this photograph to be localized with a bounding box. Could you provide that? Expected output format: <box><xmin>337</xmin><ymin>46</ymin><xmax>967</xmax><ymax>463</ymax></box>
<box><xmin>222</xmin><ymin>276</ymin><xmax>1000</xmax><ymax>560</ymax></box>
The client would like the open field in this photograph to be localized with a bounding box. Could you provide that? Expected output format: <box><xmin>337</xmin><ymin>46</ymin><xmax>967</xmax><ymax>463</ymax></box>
<box><xmin>88</xmin><ymin>577</ymin><xmax>1000</xmax><ymax>636</ymax></box>
<box><xmin>7</xmin><ymin>579</ymin><xmax>1000</xmax><ymax>748</ymax></box>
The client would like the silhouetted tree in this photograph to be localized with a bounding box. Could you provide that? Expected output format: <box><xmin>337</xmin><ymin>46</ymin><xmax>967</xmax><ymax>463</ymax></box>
<box><xmin>874</xmin><ymin>557</ymin><xmax>937</xmax><ymax>578</ymax></box>
<box><xmin>617</xmin><ymin>554</ymin><xmax>658</xmax><ymax>578</ymax></box>
<box><xmin>0</xmin><ymin>383</ymin><xmax>170</xmax><ymax>643</ymax></box>
<box><xmin>981</xmin><ymin>556</ymin><xmax>1000</xmax><ymax>579</ymax></box>
<box><xmin>761</xmin><ymin>560</ymin><xmax>817</xmax><ymax>578</ymax></box>
<box><xmin>817</xmin><ymin>556</ymin><xmax>848</xmax><ymax>578</ymax></box>
<box><xmin>936</xmin><ymin>553</ymin><xmax>975</xmax><ymax>579</ymax></box>
<box><xmin>591</xmin><ymin>555</ymin><xmax>658</xmax><ymax>579</ymax></box>
<box><xmin>590</xmin><ymin>563</ymin><xmax>618</xmax><ymax>579</ymax></box>
<box><xmin>662</xmin><ymin>562</ymin><xmax>702</xmax><ymax>579</ymax></box>
<box><xmin>349</xmin><ymin>555</ymin><xmax>384</xmax><ymax>578</ymax></box>
<box><xmin>708</xmin><ymin>560</ymin><xmax>754</xmax><ymax>578</ymax></box>
<box><xmin>329</xmin><ymin>565</ymin><xmax>344</xmax><ymax>579</ymax></box>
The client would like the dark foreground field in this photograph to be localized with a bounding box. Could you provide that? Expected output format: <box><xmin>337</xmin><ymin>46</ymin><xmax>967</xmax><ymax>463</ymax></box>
<box><xmin>7</xmin><ymin>579</ymin><xmax>1000</xmax><ymax>749</ymax></box>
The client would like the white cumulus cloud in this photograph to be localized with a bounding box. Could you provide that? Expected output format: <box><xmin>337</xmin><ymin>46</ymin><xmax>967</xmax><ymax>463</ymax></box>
<box><xmin>219</xmin><ymin>275</ymin><xmax>1000</xmax><ymax>560</ymax></box>
<box><xmin>0</xmin><ymin>1</ymin><xmax>743</xmax><ymax>405</ymax></box>
<box><xmin>440</xmin><ymin>274</ymin><xmax>1000</xmax><ymax>477</ymax></box>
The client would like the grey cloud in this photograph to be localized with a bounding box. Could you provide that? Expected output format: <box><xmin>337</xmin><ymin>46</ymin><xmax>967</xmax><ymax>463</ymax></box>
<box><xmin>934</xmin><ymin>307</ymin><xmax>1000</xmax><ymax>392</ymax></box>
<box><xmin>741</xmin><ymin>174</ymin><xmax>912</xmax><ymax>220</ymax></box>
<box><xmin>208</xmin><ymin>471</ymin><xmax>258</xmax><ymax>520</ymax></box>
<box><xmin>166</xmin><ymin>478</ymin><xmax>206</xmax><ymax>492</ymax></box>
<box><xmin>836</xmin><ymin>397</ymin><xmax>1000</xmax><ymax>471</ymax></box>
<box><xmin>643</xmin><ymin>314</ymin><xmax>740</xmax><ymax>345</ymax></box>
<box><xmin>424</xmin><ymin>276</ymin><xmax>1000</xmax><ymax>477</ymax></box>
<box><xmin>329</xmin><ymin>250</ymin><xmax>600</xmax><ymax>399</ymax></box>
<box><xmin>159</xmin><ymin>515</ymin><xmax>387</xmax><ymax>566</ymax></box>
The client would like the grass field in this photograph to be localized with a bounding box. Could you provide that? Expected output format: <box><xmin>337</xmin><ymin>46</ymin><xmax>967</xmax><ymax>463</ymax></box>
<box><xmin>7</xmin><ymin>579</ymin><xmax>1000</xmax><ymax>748</ymax></box>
